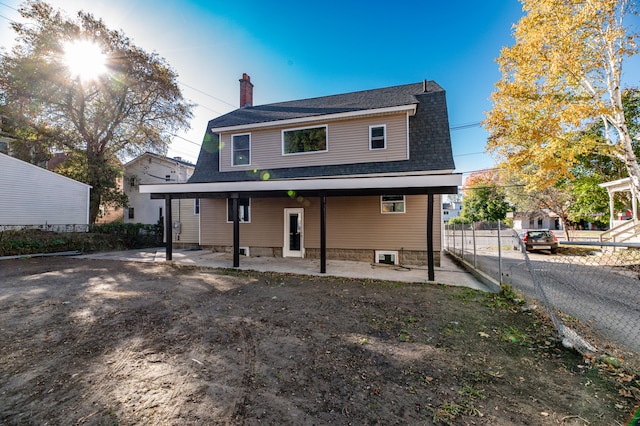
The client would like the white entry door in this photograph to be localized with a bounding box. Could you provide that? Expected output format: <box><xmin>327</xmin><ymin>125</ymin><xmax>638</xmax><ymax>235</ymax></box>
<box><xmin>283</xmin><ymin>208</ymin><xmax>304</xmax><ymax>257</ymax></box>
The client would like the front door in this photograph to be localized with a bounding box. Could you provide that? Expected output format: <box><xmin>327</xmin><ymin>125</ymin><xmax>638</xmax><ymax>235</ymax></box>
<box><xmin>283</xmin><ymin>208</ymin><xmax>304</xmax><ymax>257</ymax></box>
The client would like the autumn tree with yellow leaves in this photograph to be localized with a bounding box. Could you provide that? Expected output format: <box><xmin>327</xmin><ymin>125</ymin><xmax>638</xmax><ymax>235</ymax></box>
<box><xmin>485</xmin><ymin>0</ymin><xmax>640</xmax><ymax>197</ymax></box>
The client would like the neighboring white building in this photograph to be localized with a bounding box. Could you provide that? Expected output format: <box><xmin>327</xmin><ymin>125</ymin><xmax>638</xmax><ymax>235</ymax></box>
<box><xmin>442</xmin><ymin>202</ymin><xmax>462</xmax><ymax>223</ymax></box>
<box><xmin>124</xmin><ymin>152</ymin><xmax>199</xmax><ymax>245</ymax></box>
<box><xmin>0</xmin><ymin>152</ymin><xmax>91</xmax><ymax>226</ymax></box>
<box><xmin>511</xmin><ymin>209</ymin><xmax>562</xmax><ymax>231</ymax></box>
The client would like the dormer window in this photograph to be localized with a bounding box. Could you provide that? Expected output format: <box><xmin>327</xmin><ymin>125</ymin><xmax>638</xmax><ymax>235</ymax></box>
<box><xmin>232</xmin><ymin>133</ymin><xmax>251</xmax><ymax>166</ymax></box>
<box><xmin>370</xmin><ymin>125</ymin><xmax>386</xmax><ymax>150</ymax></box>
<box><xmin>283</xmin><ymin>125</ymin><xmax>327</xmax><ymax>155</ymax></box>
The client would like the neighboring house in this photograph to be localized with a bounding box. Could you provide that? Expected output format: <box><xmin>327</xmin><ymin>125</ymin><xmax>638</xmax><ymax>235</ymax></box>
<box><xmin>140</xmin><ymin>75</ymin><xmax>461</xmax><ymax>280</ymax></box>
<box><xmin>47</xmin><ymin>152</ymin><xmax>123</xmax><ymax>224</ymax></box>
<box><xmin>0</xmin><ymin>152</ymin><xmax>90</xmax><ymax>227</ymax></box>
<box><xmin>124</xmin><ymin>152</ymin><xmax>198</xmax><ymax>245</ymax></box>
<box><xmin>511</xmin><ymin>210</ymin><xmax>562</xmax><ymax>231</ymax></box>
<box><xmin>442</xmin><ymin>202</ymin><xmax>462</xmax><ymax>223</ymax></box>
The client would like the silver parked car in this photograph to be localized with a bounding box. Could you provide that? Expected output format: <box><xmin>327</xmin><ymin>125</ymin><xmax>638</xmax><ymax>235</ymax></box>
<box><xmin>520</xmin><ymin>230</ymin><xmax>559</xmax><ymax>254</ymax></box>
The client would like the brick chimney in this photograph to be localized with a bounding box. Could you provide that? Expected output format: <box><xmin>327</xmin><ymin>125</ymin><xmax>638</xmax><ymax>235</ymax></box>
<box><xmin>239</xmin><ymin>73</ymin><xmax>253</xmax><ymax>108</ymax></box>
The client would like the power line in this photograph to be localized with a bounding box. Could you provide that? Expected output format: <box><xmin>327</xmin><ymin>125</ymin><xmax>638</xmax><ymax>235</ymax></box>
<box><xmin>450</xmin><ymin>122</ymin><xmax>482</xmax><ymax>131</ymax></box>
<box><xmin>0</xmin><ymin>2</ymin><xmax>18</xmax><ymax>12</ymax></box>
<box><xmin>179</xmin><ymin>81</ymin><xmax>236</xmax><ymax>109</ymax></box>
<box><xmin>170</xmin><ymin>133</ymin><xmax>201</xmax><ymax>147</ymax></box>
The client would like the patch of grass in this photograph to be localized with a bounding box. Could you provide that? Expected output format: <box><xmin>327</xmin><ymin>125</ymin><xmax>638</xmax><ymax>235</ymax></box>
<box><xmin>499</xmin><ymin>326</ymin><xmax>528</xmax><ymax>344</ymax></box>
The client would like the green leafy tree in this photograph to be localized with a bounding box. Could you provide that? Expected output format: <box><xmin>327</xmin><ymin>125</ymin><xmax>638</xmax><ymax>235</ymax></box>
<box><xmin>0</xmin><ymin>0</ymin><xmax>193</xmax><ymax>222</ymax></box>
<box><xmin>485</xmin><ymin>0</ymin><xmax>640</xmax><ymax>195</ymax></box>
<box><xmin>460</xmin><ymin>171</ymin><xmax>511</xmax><ymax>223</ymax></box>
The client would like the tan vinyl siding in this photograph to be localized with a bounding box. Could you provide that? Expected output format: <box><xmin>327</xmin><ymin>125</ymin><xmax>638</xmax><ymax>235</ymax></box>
<box><xmin>219</xmin><ymin>113</ymin><xmax>409</xmax><ymax>172</ymax></box>
<box><xmin>170</xmin><ymin>199</ymin><xmax>199</xmax><ymax>244</ymax></box>
<box><xmin>199</xmin><ymin>195</ymin><xmax>440</xmax><ymax>252</ymax></box>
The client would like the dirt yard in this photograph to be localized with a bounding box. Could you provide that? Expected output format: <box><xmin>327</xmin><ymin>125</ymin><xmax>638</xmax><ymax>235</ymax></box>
<box><xmin>0</xmin><ymin>257</ymin><xmax>638</xmax><ymax>425</ymax></box>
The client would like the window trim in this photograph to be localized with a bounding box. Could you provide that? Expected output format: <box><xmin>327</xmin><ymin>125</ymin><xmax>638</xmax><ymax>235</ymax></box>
<box><xmin>232</xmin><ymin>133</ymin><xmax>251</xmax><ymax>166</ymax></box>
<box><xmin>380</xmin><ymin>195</ymin><xmax>406</xmax><ymax>214</ymax></box>
<box><xmin>375</xmin><ymin>250</ymin><xmax>399</xmax><ymax>265</ymax></box>
<box><xmin>226</xmin><ymin>197</ymin><xmax>251</xmax><ymax>223</ymax></box>
<box><xmin>369</xmin><ymin>124</ymin><xmax>386</xmax><ymax>150</ymax></box>
<box><xmin>281</xmin><ymin>124</ymin><xmax>328</xmax><ymax>156</ymax></box>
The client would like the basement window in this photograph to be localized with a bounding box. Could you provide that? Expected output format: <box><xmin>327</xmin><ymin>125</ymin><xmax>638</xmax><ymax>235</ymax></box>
<box><xmin>375</xmin><ymin>250</ymin><xmax>399</xmax><ymax>265</ymax></box>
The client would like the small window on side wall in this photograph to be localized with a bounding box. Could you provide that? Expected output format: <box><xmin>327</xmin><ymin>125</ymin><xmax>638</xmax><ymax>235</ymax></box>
<box><xmin>227</xmin><ymin>198</ymin><xmax>251</xmax><ymax>222</ymax></box>
<box><xmin>128</xmin><ymin>207</ymin><xmax>135</xmax><ymax>219</ymax></box>
<box><xmin>232</xmin><ymin>133</ymin><xmax>251</xmax><ymax>166</ymax></box>
<box><xmin>370</xmin><ymin>125</ymin><xmax>386</xmax><ymax>150</ymax></box>
<box><xmin>381</xmin><ymin>195</ymin><xmax>405</xmax><ymax>213</ymax></box>
<box><xmin>194</xmin><ymin>198</ymin><xmax>200</xmax><ymax>215</ymax></box>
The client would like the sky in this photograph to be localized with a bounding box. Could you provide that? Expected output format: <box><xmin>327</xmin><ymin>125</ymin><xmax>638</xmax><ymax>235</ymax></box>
<box><xmin>0</xmin><ymin>0</ymin><xmax>553</xmax><ymax>176</ymax></box>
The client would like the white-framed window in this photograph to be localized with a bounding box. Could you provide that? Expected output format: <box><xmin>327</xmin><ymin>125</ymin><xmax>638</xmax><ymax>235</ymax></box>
<box><xmin>369</xmin><ymin>125</ymin><xmax>386</xmax><ymax>150</ymax></box>
<box><xmin>239</xmin><ymin>247</ymin><xmax>250</xmax><ymax>256</ymax></box>
<box><xmin>375</xmin><ymin>250</ymin><xmax>399</xmax><ymax>265</ymax></box>
<box><xmin>381</xmin><ymin>195</ymin><xmax>405</xmax><ymax>213</ymax></box>
<box><xmin>227</xmin><ymin>197</ymin><xmax>251</xmax><ymax>222</ymax></box>
<box><xmin>194</xmin><ymin>198</ymin><xmax>200</xmax><ymax>215</ymax></box>
<box><xmin>282</xmin><ymin>125</ymin><xmax>328</xmax><ymax>155</ymax></box>
<box><xmin>232</xmin><ymin>133</ymin><xmax>251</xmax><ymax>166</ymax></box>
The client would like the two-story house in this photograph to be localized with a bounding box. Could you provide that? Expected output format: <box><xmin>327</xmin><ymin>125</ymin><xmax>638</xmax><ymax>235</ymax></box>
<box><xmin>124</xmin><ymin>152</ymin><xmax>198</xmax><ymax>246</ymax></box>
<box><xmin>140</xmin><ymin>75</ymin><xmax>461</xmax><ymax>280</ymax></box>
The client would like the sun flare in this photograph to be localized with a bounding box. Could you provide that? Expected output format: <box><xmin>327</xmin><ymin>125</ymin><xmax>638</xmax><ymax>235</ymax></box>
<box><xmin>62</xmin><ymin>40</ymin><xmax>107</xmax><ymax>82</ymax></box>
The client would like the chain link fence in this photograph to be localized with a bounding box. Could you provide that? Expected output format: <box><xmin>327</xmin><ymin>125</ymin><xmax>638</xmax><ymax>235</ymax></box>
<box><xmin>444</xmin><ymin>222</ymin><xmax>640</xmax><ymax>371</ymax></box>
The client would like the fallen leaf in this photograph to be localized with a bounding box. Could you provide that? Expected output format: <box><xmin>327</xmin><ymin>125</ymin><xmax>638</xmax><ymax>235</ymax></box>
<box><xmin>540</xmin><ymin>412</ymin><xmax>549</xmax><ymax>417</ymax></box>
<box><xmin>478</xmin><ymin>332</ymin><xmax>490</xmax><ymax>338</ymax></box>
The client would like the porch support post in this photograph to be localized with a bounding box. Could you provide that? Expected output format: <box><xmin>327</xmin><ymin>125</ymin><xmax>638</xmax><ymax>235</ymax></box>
<box><xmin>165</xmin><ymin>195</ymin><xmax>173</xmax><ymax>261</ymax></box>
<box><xmin>320</xmin><ymin>194</ymin><xmax>327</xmax><ymax>273</ymax></box>
<box><xmin>427</xmin><ymin>193</ymin><xmax>435</xmax><ymax>281</ymax></box>
<box><xmin>608</xmin><ymin>189</ymin><xmax>615</xmax><ymax>229</ymax></box>
<box><xmin>231</xmin><ymin>194</ymin><xmax>240</xmax><ymax>268</ymax></box>
<box><xmin>632</xmin><ymin>186</ymin><xmax>638</xmax><ymax>221</ymax></box>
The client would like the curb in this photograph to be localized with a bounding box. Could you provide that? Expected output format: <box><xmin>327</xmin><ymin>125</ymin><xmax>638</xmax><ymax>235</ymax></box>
<box><xmin>444</xmin><ymin>250</ymin><xmax>502</xmax><ymax>293</ymax></box>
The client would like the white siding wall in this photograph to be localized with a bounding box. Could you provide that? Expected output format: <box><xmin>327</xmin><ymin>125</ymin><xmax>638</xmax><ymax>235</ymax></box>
<box><xmin>123</xmin><ymin>154</ymin><xmax>194</xmax><ymax>226</ymax></box>
<box><xmin>0</xmin><ymin>153</ymin><xmax>90</xmax><ymax>225</ymax></box>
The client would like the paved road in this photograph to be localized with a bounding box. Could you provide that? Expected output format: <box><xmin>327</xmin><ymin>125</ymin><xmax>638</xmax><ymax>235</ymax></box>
<box><xmin>457</xmin><ymin>247</ymin><xmax>640</xmax><ymax>354</ymax></box>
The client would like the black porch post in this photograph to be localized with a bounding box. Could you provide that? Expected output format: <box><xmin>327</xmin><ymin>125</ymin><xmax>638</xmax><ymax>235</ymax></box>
<box><xmin>231</xmin><ymin>195</ymin><xmax>240</xmax><ymax>268</ymax></box>
<box><xmin>165</xmin><ymin>195</ymin><xmax>173</xmax><ymax>261</ymax></box>
<box><xmin>320</xmin><ymin>194</ymin><xmax>326</xmax><ymax>273</ymax></box>
<box><xmin>427</xmin><ymin>193</ymin><xmax>435</xmax><ymax>281</ymax></box>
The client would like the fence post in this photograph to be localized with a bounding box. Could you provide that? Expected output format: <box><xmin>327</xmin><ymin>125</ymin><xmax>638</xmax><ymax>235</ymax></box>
<box><xmin>461</xmin><ymin>223</ymin><xmax>465</xmax><ymax>262</ymax></box>
<box><xmin>472</xmin><ymin>222</ymin><xmax>477</xmax><ymax>268</ymax></box>
<box><xmin>497</xmin><ymin>220</ymin><xmax>502</xmax><ymax>285</ymax></box>
<box><xmin>452</xmin><ymin>223</ymin><xmax>456</xmax><ymax>255</ymax></box>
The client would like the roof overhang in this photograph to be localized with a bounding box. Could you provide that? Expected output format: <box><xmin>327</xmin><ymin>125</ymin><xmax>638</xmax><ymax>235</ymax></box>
<box><xmin>598</xmin><ymin>177</ymin><xmax>635</xmax><ymax>194</ymax></box>
<box><xmin>140</xmin><ymin>172</ymin><xmax>462</xmax><ymax>199</ymax></box>
<box><xmin>210</xmin><ymin>104</ymin><xmax>418</xmax><ymax>133</ymax></box>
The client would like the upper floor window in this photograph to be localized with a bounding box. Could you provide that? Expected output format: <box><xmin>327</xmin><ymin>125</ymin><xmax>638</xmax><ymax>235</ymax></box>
<box><xmin>282</xmin><ymin>125</ymin><xmax>327</xmax><ymax>155</ymax></box>
<box><xmin>194</xmin><ymin>198</ymin><xmax>200</xmax><ymax>215</ymax></box>
<box><xmin>381</xmin><ymin>195</ymin><xmax>405</xmax><ymax>213</ymax></box>
<box><xmin>227</xmin><ymin>197</ymin><xmax>251</xmax><ymax>222</ymax></box>
<box><xmin>370</xmin><ymin>125</ymin><xmax>386</xmax><ymax>150</ymax></box>
<box><xmin>232</xmin><ymin>133</ymin><xmax>251</xmax><ymax>166</ymax></box>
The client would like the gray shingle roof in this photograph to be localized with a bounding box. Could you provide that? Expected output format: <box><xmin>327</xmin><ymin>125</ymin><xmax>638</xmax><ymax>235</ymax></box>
<box><xmin>209</xmin><ymin>81</ymin><xmax>442</xmax><ymax>129</ymax></box>
<box><xmin>189</xmin><ymin>81</ymin><xmax>455</xmax><ymax>183</ymax></box>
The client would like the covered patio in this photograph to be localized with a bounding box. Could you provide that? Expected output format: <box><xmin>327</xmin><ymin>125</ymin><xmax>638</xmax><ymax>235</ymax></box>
<box><xmin>140</xmin><ymin>173</ymin><xmax>461</xmax><ymax>281</ymax></box>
